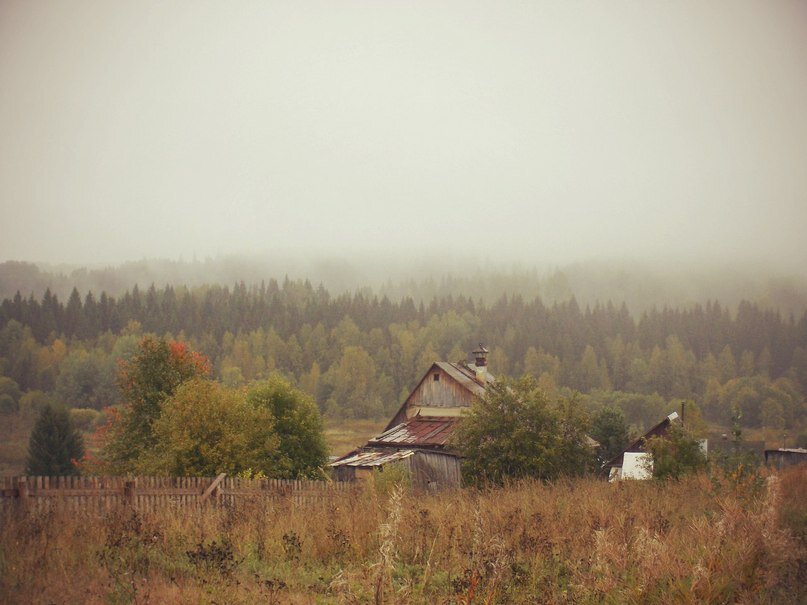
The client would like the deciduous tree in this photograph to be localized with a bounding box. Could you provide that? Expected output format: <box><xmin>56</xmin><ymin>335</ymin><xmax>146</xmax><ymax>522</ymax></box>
<box><xmin>99</xmin><ymin>337</ymin><xmax>209</xmax><ymax>473</ymax></box>
<box><xmin>145</xmin><ymin>379</ymin><xmax>278</xmax><ymax>476</ymax></box>
<box><xmin>246</xmin><ymin>375</ymin><xmax>328</xmax><ymax>478</ymax></box>
<box><xmin>453</xmin><ymin>377</ymin><xmax>595</xmax><ymax>485</ymax></box>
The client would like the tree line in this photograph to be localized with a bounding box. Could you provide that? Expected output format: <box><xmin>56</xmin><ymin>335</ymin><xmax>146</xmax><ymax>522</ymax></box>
<box><xmin>1</xmin><ymin>279</ymin><xmax>806</xmax><ymax>434</ymax></box>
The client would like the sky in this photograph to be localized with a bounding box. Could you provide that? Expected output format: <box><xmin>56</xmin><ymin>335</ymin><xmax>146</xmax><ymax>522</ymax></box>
<box><xmin>1</xmin><ymin>1</ymin><xmax>806</xmax><ymax>270</ymax></box>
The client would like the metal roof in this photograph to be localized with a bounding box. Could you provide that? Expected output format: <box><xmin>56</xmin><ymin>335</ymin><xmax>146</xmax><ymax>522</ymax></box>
<box><xmin>368</xmin><ymin>416</ymin><xmax>458</xmax><ymax>448</ymax></box>
<box><xmin>330</xmin><ymin>449</ymin><xmax>415</xmax><ymax>468</ymax></box>
<box><xmin>434</xmin><ymin>362</ymin><xmax>494</xmax><ymax>397</ymax></box>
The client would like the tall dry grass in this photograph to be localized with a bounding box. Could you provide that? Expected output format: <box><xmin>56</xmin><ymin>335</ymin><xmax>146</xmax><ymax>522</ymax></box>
<box><xmin>0</xmin><ymin>467</ymin><xmax>804</xmax><ymax>604</ymax></box>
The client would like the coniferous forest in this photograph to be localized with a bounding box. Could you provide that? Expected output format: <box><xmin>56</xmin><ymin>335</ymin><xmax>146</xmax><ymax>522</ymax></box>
<box><xmin>1</xmin><ymin>268</ymin><xmax>805</xmax><ymax>452</ymax></box>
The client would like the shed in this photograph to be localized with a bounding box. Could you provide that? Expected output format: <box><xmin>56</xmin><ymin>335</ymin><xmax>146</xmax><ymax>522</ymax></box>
<box><xmin>764</xmin><ymin>448</ymin><xmax>807</xmax><ymax>469</ymax></box>
<box><xmin>331</xmin><ymin>415</ymin><xmax>464</xmax><ymax>489</ymax></box>
<box><xmin>331</xmin><ymin>448</ymin><xmax>462</xmax><ymax>490</ymax></box>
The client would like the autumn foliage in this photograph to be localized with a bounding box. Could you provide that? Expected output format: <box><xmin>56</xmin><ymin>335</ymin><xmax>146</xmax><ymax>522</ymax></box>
<box><xmin>95</xmin><ymin>337</ymin><xmax>210</xmax><ymax>473</ymax></box>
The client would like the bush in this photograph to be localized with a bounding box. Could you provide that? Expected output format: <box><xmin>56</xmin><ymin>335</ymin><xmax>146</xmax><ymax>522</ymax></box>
<box><xmin>645</xmin><ymin>424</ymin><xmax>708</xmax><ymax>480</ymax></box>
<box><xmin>453</xmin><ymin>377</ymin><xmax>595</xmax><ymax>485</ymax></box>
<box><xmin>69</xmin><ymin>408</ymin><xmax>101</xmax><ymax>431</ymax></box>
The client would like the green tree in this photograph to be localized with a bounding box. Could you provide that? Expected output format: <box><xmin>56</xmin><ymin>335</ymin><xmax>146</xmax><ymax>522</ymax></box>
<box><xmin>522</xmin><ymin>347</ymin><xmax>561</xmax><ymax>384</ymax></box>
<box><xmin>585</xmin><ymin>390</ymin><xmax>667</xmax><ymax>433</ymax></box>
<box><xmin>577</xmin><ymin>345</ymin><xmax>610</xmax><ymax>392</ymax></box>
<box><xmin>590</xmin><ymin>406</ymin><xmax>630</xmax><ymax>464</ymax></box>
<box><xmin>245</xmin><ymin>375</ymin><xmax>328</xmax><ymax>478</ymax></box>
<box><xmin>0</xmin><ymin>376</ymin><xmax>22</xmax><ymax>414</ymax></box>
<box><xmin>145</xmin><ymin>379</ymin><xmax>279</xmax><ymax>476</ymax></box>
<box><xmin>645</xmin><ymin>424</ymin><xmax>707</xmax><ymax>480</ymax></box>
<box><xmin>452</xmin><ymin>377</ymin><xmax>595</xmax><ymax>485</ymax></box>
<box><xmin>323</xmin><ymin>345</ymin><xmax>385</xmax><ymax>418</ymax></box>
<box><xmin>26</xmin><ymin>404</ymin><xmax>85</xmax><ymax>475</ymax></box>
<box><xmin>18</xmin><ymin>390</ymin><xmax>57</xmax><ymax>419</ymax></box>
<box><xmin>718</xmin><ymin>345</ymin><xmax>737</xmax><ymax>383</ymax></box>
<box><xmin>100</xmin><ymin>337</ymin><xmax>209</xmax><ymax>473</ymax></box>
<box><xmin>55</xmin><ymin>349</ymin><xmax>118</xmax><ymax>410</ymax></box>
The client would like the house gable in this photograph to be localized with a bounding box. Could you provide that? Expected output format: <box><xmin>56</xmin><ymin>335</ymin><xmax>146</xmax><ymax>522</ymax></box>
<box><xmin>384</xmin><ymin>362</ymin><xmax>489</xmax><ymax>430</ymax></box>
<box><xmin>604</xmin><ymin>411</ymin><xmax>679</xmax><ymax>472</ymax></box>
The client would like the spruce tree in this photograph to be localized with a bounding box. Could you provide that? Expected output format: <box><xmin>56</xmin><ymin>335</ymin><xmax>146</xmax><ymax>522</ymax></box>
<box><xmin>26</xmin><ymin>404</ymin><xmax>85</xmax><ymax>475</ymax></box>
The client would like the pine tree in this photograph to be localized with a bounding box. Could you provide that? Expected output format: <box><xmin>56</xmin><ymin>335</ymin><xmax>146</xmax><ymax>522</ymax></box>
<box><xmin>26</xmin><ymin>404</ymin><xmax>85</xmax><ymax>475</ymax></box>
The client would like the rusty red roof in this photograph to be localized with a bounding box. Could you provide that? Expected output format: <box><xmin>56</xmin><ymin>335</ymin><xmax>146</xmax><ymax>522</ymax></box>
<box><xmin>368</xmin><ymin>416</ymin><xmax>458</xmax><ymax>448</ymax></box>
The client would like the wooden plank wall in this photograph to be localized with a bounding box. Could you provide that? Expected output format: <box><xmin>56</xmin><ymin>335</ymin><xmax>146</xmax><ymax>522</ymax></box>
<box><xmin>409</xmin><ymin>451</ymin><xmax>462</xmax><ymax>490</ymax></box>
<box><xmin>0</xmin><ymin>475</ymin><xmax>356</xmax><ymax>514</ymax></box>
<box><xmin>409</xmin><ymin>366</ymin><xmax>476</xmax><ymax>409</ymax></box>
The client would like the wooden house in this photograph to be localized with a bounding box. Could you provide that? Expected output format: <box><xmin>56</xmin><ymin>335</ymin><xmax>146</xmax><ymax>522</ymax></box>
<box><xmin>604</xmin><ymin>412</ymin><xmax>679</xmax><ymax>480</ymax></box>
<box><xmin>604</xmin><ymin>410</ymin><xmax>708</xmax><ymax>480</ymax></box>
<box><xmin>331</xmin><ymin>346</ymin><xmax>493</xmax><ymax>489</ymax></box>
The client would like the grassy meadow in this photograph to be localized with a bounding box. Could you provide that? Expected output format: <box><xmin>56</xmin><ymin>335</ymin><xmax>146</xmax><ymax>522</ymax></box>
<box><xmin>324</xmin><ymin>419</ymin><xmax>388</xmax><ymax>459</ymax></box>
<box><xmin>1</xmin><ymin>466</ymin><xmax>804</xmax><ymax>605</ymax></box>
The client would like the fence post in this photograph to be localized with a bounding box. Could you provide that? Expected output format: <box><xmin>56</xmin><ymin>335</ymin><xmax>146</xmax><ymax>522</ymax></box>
<box><xmin>17</xmin><ymin>478</ymin><xmax>29</xmax><ymax>514</ymax></box>
<box><xmin>200</xmin><ymin>473</ymin><xmax>226</xmax><ymax>505</ymax></box>
<box><xmin>123</xmin><ymin>480</ymin><xmax>135</xmax><ymax>506</ymax></box>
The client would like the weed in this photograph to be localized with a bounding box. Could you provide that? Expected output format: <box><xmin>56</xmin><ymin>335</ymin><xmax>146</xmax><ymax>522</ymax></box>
<box><xmin>281</xmin><ymin>530</ymin><xmax>302</xmax><ymax>562</ymax></box>
<box><xmin>1</xmin><ymin>469</ymin><xmax>805</xmax><ymax>604</ymax></box>
<box><xmin>186</xmin><ymin>539</ymin><xmax>240</xmax><ymax>579</ymax></box>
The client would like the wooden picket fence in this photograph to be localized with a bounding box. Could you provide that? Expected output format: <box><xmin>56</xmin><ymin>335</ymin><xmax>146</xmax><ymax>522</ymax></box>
<box><xmin>0</xmin><ymin>474</ymin><xmax>356</xmax><ymax>514</ymax></box>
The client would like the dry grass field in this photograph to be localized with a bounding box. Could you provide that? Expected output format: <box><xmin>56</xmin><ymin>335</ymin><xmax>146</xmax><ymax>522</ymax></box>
<box><xmin>1</xmin><ymin>466</ymin><xmax>804</xmax><ymax>605</ymax></box>
<box><xmin>324</xmin><ymin>419</ymin><xmax>387</xmax><ymax>459</ymax></box>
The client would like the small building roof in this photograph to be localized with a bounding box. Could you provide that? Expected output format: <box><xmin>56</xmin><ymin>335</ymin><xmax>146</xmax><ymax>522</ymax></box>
<box><xmin>434</xmin><ymin>361</ymin><xmax>493</xmax><ymax>397</ymax></box>
<box><xmin>368</xmin><ymin>416</ymin><xmax>458</xmax><ymax>448</ymax></box>
<box><xmin>330</xmin><ymin>449</ymin><xmax>416</xmax><ymax>468</ymax></box>
<box><xmin>604</xmin><ymin>411</ymin><xmax>679</xmax><ymax>470</ymax></box>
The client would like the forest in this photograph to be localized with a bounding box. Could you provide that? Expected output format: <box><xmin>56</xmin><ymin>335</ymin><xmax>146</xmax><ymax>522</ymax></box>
<box><xmin>1</xmin><ymin>271</ymin><xmax>805</xmax><ymax>447</ymax></box>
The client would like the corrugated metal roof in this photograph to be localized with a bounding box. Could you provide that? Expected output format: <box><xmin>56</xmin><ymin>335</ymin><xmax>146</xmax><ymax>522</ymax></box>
<box><xmin>368</xmin><ymin>416</ymin><xmax>458</xmax><ymax>447</ymax></box>
<box><xmin>330</xmin><ymin>449</ymin><xmax>415</xmax><ymax>468</ymax></box>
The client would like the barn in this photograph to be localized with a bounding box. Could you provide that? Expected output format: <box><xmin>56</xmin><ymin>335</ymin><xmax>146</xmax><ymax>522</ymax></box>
<box><xmin>331</xmin><ymin>346</ymin><xmax>492</xmax><ymax>489</ymax></box>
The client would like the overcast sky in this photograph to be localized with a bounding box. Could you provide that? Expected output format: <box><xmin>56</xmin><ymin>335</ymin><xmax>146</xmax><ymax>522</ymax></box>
<box><xmin>1</xmin><ymin>1</ymin><xmax>806</xmax><ymax>269</ymax></box>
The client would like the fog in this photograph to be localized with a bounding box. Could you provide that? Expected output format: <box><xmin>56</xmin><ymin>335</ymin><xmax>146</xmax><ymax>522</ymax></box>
<box><xmin>1</xmin><ymin>1</ymin><xmax>806</xmax><ymax>270</ymax></box>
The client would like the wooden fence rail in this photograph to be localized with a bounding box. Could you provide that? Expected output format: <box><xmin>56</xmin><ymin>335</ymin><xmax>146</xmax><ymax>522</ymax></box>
<box><xmin>0</xmin><ymin>475</ymin><xmax>356</xmax><ymax>513</ymax></box>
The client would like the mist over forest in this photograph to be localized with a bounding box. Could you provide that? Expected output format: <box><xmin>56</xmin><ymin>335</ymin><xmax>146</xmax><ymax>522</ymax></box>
<box><xmin>2</xmin><ymin>255</ymin><xmax>807</xmax><ymax>318</ymax></box>
<box><xmin>2</xmin><ymin>251</ymin><xmax>806</xmax><ymax>455</ymax></box>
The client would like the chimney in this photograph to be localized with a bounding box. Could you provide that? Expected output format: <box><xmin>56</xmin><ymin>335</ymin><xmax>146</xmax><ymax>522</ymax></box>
<box><xmin>472</xmin><ymin>344</ymin><xmax>489</xmax><ymax>384</ymax></box>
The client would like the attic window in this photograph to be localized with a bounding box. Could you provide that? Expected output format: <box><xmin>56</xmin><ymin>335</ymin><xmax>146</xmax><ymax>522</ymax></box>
<box><xmin>433</xmin><ymin>373</ymin><xmax>440</xmax><ymax>382</ymax></box>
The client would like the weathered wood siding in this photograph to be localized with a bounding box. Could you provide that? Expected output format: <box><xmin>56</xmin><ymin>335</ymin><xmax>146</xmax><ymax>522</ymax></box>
<box><xmin>0</xmin><ymin>475</ymin><xmax>355</xmax><ymax>513</ymax></box>
<box><xmin>388</xmin><ymin>365</ymin><xmax>477</xmax><ymax>427</ymax></box>
<box><xmin>331</xmin><ymin>452</ymin><xmax>461</xmax><ymax>490</ymax></box>
<box><xmin>408</xmin><ymin>451</ymin><xmax>462</xmax><ymax>490</ymax></box>
<box><xmin>409</xmin><ymin>366</ymin><xmax>476</xmax><ymax>409</ymax></box>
